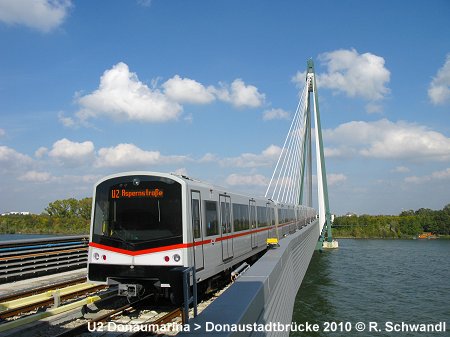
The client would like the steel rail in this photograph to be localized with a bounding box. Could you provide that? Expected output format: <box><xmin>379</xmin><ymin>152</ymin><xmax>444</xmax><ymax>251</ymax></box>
<box><xmin>0</xmin><ymin>247</ymin><xmax>88</xmax><ymax>262</ymax></box>
<box><xmin>0</xmin><ymin>284</ymin><xmax>107</xmax><ymax>319</ymax></box>
<box><xmin>129</xmin><ymin>307</ymin><xmax>183</xmax><ymax>337</ymax></box>
<box><xmin>0</xmin><ymin>295</ymin><xmax>102</xmax><ymax>333</ymax></box>
<box><xmin>0</xmin><ymin>237</ymin><xmax>89</xmax><ymax>283</ymax></box>
<box><xmin>0</xmin><ymin>276</ymin><xmax>87</xmax><ymax>302</ymax></box>
<box><xmin>0</xmin><ymin>259</ymin><xmax>87</xmax><ymax>283</ymax></box>
<box><xmin>54</xmin><ymin>295</ymin><xmax>153</xmax><ymax>337</ymax></box>
<box><xmin>0</xmin><ymin>257</ymin><xmax>87</xmax><ymax>277</ymax></box>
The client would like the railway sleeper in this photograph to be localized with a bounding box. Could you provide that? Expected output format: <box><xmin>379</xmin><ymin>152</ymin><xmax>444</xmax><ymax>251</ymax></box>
<box><xmin>0</xmin><ymin>251</ymin><xmax>88</xmax><ymax>270</ymax></box>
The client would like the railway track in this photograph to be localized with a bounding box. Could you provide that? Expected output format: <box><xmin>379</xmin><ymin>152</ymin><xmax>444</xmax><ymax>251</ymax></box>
<box><xmin>56</xmin><ymin>298</ymin><xmax>184</xmax><ymax>337</ymax></box>
<box><xmin>0</xmin><ymin>236</ymin><xmax>89</xmax><ymax>283</ymax></box>
<box><xmin>0</xmin><ymin>283</ymin><xmax>107</xmax><ymax>320</ymax></box>
<box><xmin>0</xmin><ymin>281</ymin><xmax>232</xmax><ymax>337</ymax></box>
<box><xmin>0</xmin><ymin>277</ymin><xmax>87</xmax><ymax>303</ymax></box>
<box><xmin>0</xmin><ymin>244</ymin><xmax>260</xmax><ymax>337</ymax></box>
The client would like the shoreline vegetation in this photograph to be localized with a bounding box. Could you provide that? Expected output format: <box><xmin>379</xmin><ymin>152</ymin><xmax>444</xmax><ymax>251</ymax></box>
<box><xmin>332</xmin><ymin>204</ymin><xmax>450</xmax><ymax>239</ymax></box>
<box><xmin>0</xmin><ymin>198</ymin><xmax>91</xmax><ymax>235</ymax></box>
<box><xmin>1</xmin><ymin>198</ymin><xmax>449</xmax><ymax>239</ymax></box>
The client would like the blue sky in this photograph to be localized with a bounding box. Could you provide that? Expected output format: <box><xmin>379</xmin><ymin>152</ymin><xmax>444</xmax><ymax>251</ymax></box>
<box><xmin>0</xmin><ymin>0</ymin><xmax>449</xmax><ymax>215</ymax></box>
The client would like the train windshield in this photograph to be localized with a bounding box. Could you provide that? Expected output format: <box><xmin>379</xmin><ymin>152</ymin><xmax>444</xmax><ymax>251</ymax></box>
<box><xmin>92</xmin><ymin>175</ymin><xmax>182</xmax><ymax>251</ymax></box>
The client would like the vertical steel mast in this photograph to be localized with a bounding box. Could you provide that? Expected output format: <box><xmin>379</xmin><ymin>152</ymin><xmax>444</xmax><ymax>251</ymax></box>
<box><xmin>265</xmin><ymin>59</ymin><xmax>337</xmax><ymax>249</ymax></box>
<box><xmin>306</xmin><ymin>59</ymin><xmax>334</xmax><ymax>245</ymax></box>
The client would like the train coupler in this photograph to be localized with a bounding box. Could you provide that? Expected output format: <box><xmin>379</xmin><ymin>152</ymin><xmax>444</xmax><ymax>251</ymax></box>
<box><xmin>118</xmin><ymin>284</ymin><xmax>143</xmax><ymax>297</ymax></box>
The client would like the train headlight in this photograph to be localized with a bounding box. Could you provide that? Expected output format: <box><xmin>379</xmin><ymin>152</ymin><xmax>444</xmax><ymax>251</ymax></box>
<box><xmin>173</xmin><ymin>254</ymin><xmax>181</xmax><ymax>262</ymax></box>
<box><xmin>93</xmin><ymin>252</ymin><xmax>100</xmax><ymax>260</ymax></box>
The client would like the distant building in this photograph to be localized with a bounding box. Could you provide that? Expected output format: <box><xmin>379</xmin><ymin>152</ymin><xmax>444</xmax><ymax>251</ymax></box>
<box><xmin>345</xmin><ymin>212</ymin><xmax>357</xmax><ymax>217</ymax></box>
<box><xmin>1</xmin><ymin>211</ymin><xmax>31</xmax><ymax>216</ymax></box>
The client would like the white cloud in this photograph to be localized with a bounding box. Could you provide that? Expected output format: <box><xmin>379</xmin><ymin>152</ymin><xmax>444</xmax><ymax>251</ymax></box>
<box><xmin>19</xmin><ymin>170</ymin><xmax>52</xmax><ymax>182</ymax></box>
<box><xmin>324</xmin><ymin>146</ymin><xmax>356</xmax><ymax>158</ymax></box>
<box><xmin>220</xmin><ymin>145</ymin><xmax>281</xmax><ymax>168</ymax></box>
<box><xmin>199</xmin><ymin>153</ymin><xmax>219</xmax><ymax>163</ymax></box>
<box><xmin>58</xmin><ymin>112</ymin><xmax>76</xmax><ymax>128</ymax></box>
<box><xmin>35</xmin><ymin>146</ymin><xmax>48</xmax><ymax>158</ymax></box>
<box><xmin>173</xmin><ymin>168</ymin><xmax>188</xmax><ymax>176</ymax></box>
<box><xmin>293</xmin><ymin>49</ymin><xmax>390</xmax><ymax>112</ymax></box>
<box><xmin>137</xmin><ymin>0</ymin><xmax>152</xmax><ymax>7</ymax></box>
<box><xmin>0</xmin><ymin>145</ymin><xmax>33</xmax><ymax>172</ymax></box>
<box><xmin>225</xmin><ymin>174</ymin><xmax>268</xmax><ymax>187</ymax></box>
<box><xmin>162</xmin><ymin>75</ymin><xmax>215</xmax><ymax>104</ymax></box>
<box><xmin>74</xmin><ymin>63</ymin><xmax>267</xmax><ymax>125</ymax></box>
<box><xmin>324</xmin><ymin>119</ymin><xmax>450</xmax><ymax>161</ymax></box>
<box><xmin>263</xmin><ymin>108</ymin><xmax>290</xmax><ymax>121</ymax></box>
<box><xmin>327</xmin><ymin>173</ymin><xmax>347</xmax><ymax>186</ymax></box>
<box><xmin>95</xmin><ymin>143</ymin><xmax>188</xmax><ymax>168</ymax></box>
<box><xmin>391</xmin><ymin>166</ymin><xmax>410</xmax><ymax>173</ymax></box>
<box><xmin>76</xmin><ymin>62</ymin><xmax>182</xmax><ymax>123</ymax></box>
<box><xmin>428</xmin><ymin>54</ymin><xmax>450</xmax><ymax>105</ymax></box>
<box><xmin>317</xmin><ymin>49</ymin><xmax>390</xmax><ymax>101</ymax></box>
<box><xmin>216</xmin><ymin>79</ymin><xmax>265</xmax><ymax>108</ymax></box>
<box><xmin>49</xmin><ymin>138</ymin><xmax>95</xmax><ymax>164</ymax></box>
<box><xmin>405</xmin><ymin>168</ymin><xmax>450</xmax><ymax>184</ymax></box>
<box><xmin>0</xmin><ymin>0</ymin><xmax>72</xmax><ymax>33</ymax></box>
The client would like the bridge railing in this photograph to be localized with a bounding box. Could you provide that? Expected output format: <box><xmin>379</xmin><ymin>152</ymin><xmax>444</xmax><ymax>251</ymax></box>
<box><xmin>180</xmin><ymin>219</ymin><xmax>319</xmax><ymax>337</ymax></box>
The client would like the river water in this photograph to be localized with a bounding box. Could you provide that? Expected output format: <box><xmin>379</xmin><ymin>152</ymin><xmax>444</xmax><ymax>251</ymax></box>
<box><xmin>291</xmin><ymin>239</ymin><xmax>450</xmax><ymax>336</ymax></box>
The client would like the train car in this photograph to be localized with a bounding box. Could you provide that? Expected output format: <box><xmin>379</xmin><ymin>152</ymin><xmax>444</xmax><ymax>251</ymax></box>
<box><xmin>87</xmin><ymin>171</ymin><xmax>316</xmax><ymax>302</ymax></box>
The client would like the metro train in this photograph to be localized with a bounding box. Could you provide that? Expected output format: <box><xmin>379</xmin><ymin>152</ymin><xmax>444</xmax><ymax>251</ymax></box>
<box><xmin>87</xmin><ymin>172</ymin><xmax>316</xmax><ymax>302</ymax></box>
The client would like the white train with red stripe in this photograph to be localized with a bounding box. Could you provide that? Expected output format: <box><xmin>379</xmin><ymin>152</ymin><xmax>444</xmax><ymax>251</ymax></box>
<box><xmin>87</xmin><ymin>172</ymin><xmax>316</xmax><ymax>301</ymax></box>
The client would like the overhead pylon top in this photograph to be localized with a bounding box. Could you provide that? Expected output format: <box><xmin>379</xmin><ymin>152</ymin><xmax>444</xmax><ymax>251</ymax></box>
<box><xmin>307</xmin><ymin>59</ymin><xmax>315</xmax><ymax>73</ymax></box>
<box><xmin>306</xmin><ymin>59</ymin><xmax>315</xmax><ymax>92</ymax></box>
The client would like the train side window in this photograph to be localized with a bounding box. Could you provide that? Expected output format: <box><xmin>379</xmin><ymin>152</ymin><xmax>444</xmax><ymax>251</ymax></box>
<box><xmin>192</xmin><ymin>198</ymin><xmax>201</xmax><ymax>239</ymax></box>
<box><xmin>271</xmin><ymin>208</ymin><xmax>276</xmax><ymax>226</ymax></box>
<box><xmin>257</xmin><ymin>206</ymin><xmax>268</xmax><ymax>227</ymax></box>
<box><xmin>205</xmin><ymin>201</ymin><xmax>219</xmax><ymax>236</ymax></box>
<box><xmin>233</xmin><ymin>203</ymin><xmax>249</xmax><ymax>232</ymax></box>
<box><xmin>278</xmin><ymin>208</ymin><xmax>283</xmax><ymax>224</ymax></box>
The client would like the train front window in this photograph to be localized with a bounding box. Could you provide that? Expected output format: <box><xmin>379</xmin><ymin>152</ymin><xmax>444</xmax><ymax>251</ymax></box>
<box><xmin>92</xmin><ymin>175</ymin><xmax>182</xmax><ymax>250</ymax></box>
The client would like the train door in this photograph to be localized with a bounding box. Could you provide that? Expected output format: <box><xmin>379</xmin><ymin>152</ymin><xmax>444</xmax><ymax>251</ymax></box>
<box><xmin>249</xmin><ymin>200</ymin><xmax>257</xmax><ymax>249</ymax></box>
<box><xmin>219</xmin><ymin>195</ymin><xmax>233</xmax><ymax>261</ymax></box>
<box><xmin>191</xmin><ymin>191</ymin><xmax>204</xmax><ymax>270</ymax></box>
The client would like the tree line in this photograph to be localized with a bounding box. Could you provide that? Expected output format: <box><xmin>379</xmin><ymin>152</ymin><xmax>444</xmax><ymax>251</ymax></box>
<box><xmin>1</xmin><ymin>198</ymin><xmax>449</xmax><ymax>238</ymax></box>
<box><xmin>0</xmin><ymin>198</ymin><xmax>92</xmax><ymax>235</ymax></box>
<box><xmin>332</xmin><ymin>204</ymin><xmax>450</xmax><ymax>238</ymax></box>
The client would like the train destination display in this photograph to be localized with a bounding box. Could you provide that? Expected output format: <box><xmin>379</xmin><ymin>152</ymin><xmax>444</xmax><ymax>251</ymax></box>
<box><xmin>110</xmin><ymin>188</ymin><xmax>164</xmax><ymax>199</ymax></box>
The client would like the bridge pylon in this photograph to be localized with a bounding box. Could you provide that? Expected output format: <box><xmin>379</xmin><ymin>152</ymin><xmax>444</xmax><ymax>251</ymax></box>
<box><xmin>265</xmin><ymin>59</ymin><xmax>338</xmax><ymax>249</ymax></box>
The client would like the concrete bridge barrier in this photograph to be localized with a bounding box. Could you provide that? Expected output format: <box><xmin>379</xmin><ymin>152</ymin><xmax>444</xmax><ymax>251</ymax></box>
<box><xmin>181</xmin><ymin>219</ymin><xmax>319</xmax><ymax>336</ymax></box>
